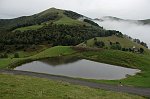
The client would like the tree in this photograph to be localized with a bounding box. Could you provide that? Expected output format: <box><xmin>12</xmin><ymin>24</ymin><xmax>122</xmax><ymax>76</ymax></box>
<box><xmin>116</xmin><ymin>42</ymin><xmax>120</xmax><ymax>44</ymax></box>
<box><xmin>84</xmin><ymin>40</ymin><xmax>87</xmax><ymax>44</ymax></box>
<box><xmin>110</xmin><ymin>42</ymin><xmax>112</xmax><ymax>45</ymax></box>
<box><xmin>111</xmin><ymin>44</ymin><xmax>122</xmax><ymax>50</ymax></box>
<box><xmin>3</xmin><ymin>53</ymin><xmax>8</xmax><ymax>58</ymax></box>
<box><xmin>14</xmin><ymin>53</ymin><xmax>19</xmax><ymax>58</ymax></box>
<box><xmin>129</xmin><ymin>48</ymin><xmax>133</xmax><ymax>52</ymax></box>
<box><xmin>0</xmin><ymin>54</ymin><xmax>3</xmax><ymax>58</ymax></box>
<box><xmin>140</xmin><ymin>42</ymin><xmax>148</xmax><ymax>48</ymax></box>
<box><xmin>83</xmin><ymin>19</ymin><xmax>100</xmax><ymax>27</ymax></box>
<box><xmin>139</xmin><ymin>48</ymin><xmax>144</xmax><ymax>53</ymax></box>
<box><xmin>94</xmin><ymin>37</ymin><xmax>97</xmax><ymax>41</ymax></box>
<box><xmin>95</xmin><ymin>41</ymin><xmax>105</xmax><ymax>48</ymax></box>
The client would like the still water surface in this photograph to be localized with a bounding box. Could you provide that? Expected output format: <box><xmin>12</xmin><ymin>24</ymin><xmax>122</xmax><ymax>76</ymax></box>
<box><xmin>14</xmin><ymin>57</ymin><xmax>140</xmax><ymax>80</ymax></box>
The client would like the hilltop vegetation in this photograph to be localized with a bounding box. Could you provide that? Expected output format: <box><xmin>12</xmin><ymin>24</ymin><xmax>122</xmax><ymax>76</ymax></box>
<box><xmin>79</xmin><ymin>35</ymin><xmax>149</xmax><ymax>54</ymax></box>
<box><xmin>0</xmin><ymin>8</ymin><xmax>84</xmax><ymax>32</ymax></box>
<box><xmin>0</xmin><ymin>24</ymin><xmax>123</xmax><ymax>53</ymax></box>
<box><xmin>0</xmin><ymin>8</ymin><xmax>127</xmax><ymax>54</ymax></box>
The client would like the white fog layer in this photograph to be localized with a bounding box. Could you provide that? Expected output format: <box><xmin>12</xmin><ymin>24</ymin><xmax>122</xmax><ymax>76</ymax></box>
<box><xmin>94</xmin><ymin>20</ymin><xmax>150</xmax><ymax>48</ymax></box>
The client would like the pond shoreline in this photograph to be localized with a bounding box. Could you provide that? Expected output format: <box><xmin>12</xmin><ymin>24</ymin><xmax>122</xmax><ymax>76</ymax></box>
<box><xmin>14</xmin><ymin>58</ymin><xmax>140</xmax><ymax>80</ymax></box>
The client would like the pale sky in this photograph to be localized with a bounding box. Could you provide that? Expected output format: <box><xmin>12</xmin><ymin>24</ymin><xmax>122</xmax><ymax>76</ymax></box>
<box><xmin>0</xmin><ymin>0</ymin><xmax>150</xmax><ymax>19</ymax></box>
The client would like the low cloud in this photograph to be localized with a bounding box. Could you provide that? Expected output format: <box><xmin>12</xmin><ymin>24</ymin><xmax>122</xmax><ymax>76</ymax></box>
<box><xmin>95</xmin><ymin>20</ymin><xmax>150</xmax><ymax>48</ymax></box>
<box><xmin>0</xmin><ymin>0</ymin><xmax>150</xmax><ymax>19</ymax></box>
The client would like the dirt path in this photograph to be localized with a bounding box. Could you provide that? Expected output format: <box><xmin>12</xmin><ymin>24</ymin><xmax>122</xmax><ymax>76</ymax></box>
<box><xmin>0</xmin><ymin>69</ymin><xmax>150</xmax><ymax>97</ymax></box>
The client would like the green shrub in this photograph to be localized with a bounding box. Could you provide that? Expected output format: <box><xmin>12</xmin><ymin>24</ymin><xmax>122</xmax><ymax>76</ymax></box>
<box><xmin>14</xmin><ymin>53</ymin><xmax>19</xmax><ymax>58</ymax></box>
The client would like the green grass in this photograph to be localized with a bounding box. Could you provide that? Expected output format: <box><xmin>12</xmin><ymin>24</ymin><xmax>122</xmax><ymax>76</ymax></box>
<box><xmin>54</xmin><ymin>15</ymin><xmax>85</xmax><ymax>25</ymax></box>
<box><xmin>79</xmin><ymin>49</ymin><xmax>150</xmax><ymax>87</ymax></box>
<box><xmin>0</xmin><ymin>46</ymin><xmax>76</xmax><ymax>69</ymax></box>
<box><xmin>7</xmin><ymin>45</ymin><xmax>48</xmax><ymax>58</ymax></box>
<box><xmin>13</xmin><ymin>15</ymin><xmax>86</xmax><ymax>32</ymax></box>
<box><xmin>13</xmin><ymin>16</ymin><xmax>84</xmax><ymax>31</ymax></box>
<box><xmin>32</xmin><ymin>46</ymin><xmax>76</xmax><ymax>59</ymax></box>
<box><xmin>38</xmin><ymin>8</ymin><xmax>64</xmax><ymax>17</ymax></box>
<box><xmin>12</xmin><ymin>7</ymin><xmax>92</xmax><ymax>32</ymax></box>
<box><xmin>14</xmin><ymin>25</ymin><xmax>43</xmax><ymax>32</ymax></box>
<box><xmin>13</xmin><ymin>8</ymin><xmax>87</xmax><ymax>31</ymax></box>
<box><xmin>0</xmin><ymin>46</ymin><xmax>150</xmax><ymax>87</ymax></box>
<box><xmin>79</xmin><ymin>35</ymin><xmax>149</xmax><ymax>53</ymax></box>
<box><xmin>0</xmin><ymin>74</ymin><xmax>145</xmax><ymax>99</ymax></box>
<box><xmin>0</xmin><ymin>58</ymin><xmax>19</xmax><ymax>69</ymax></box>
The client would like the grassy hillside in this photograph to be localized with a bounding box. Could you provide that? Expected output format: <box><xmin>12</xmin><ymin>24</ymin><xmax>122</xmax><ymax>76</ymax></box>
<box><xmin>0</xmin><ymin>8</ymin><xmax>91</xmax><ymax>32</ymax></box>
<box><xmin>79</xmin><ymin>35</ymin><xmax>149</xmax><ymax>53</ymax></box>
<box><xmin>54</xmin><ymin>15</ymin><xmax>85</xmax><ymax>25</ymax></box>
<box><xmin>32</xmin><ymin>46</ymin><xmax>76</xmax><ymax>59</ymax></box>
<box><xmin>0</xmin><ymin>7</ymin><xmax>150</xmax><ymax>89</ymax></box>
<box><xmin>0</xmin><ymin>8</ymin><xmax>62</xmax><ymax>31</ymax></box>
<box><xmin>0</xmin><ymin>45</ymin><xmax>150</xmax><ymax>87</ymax></box>
<box><xmin>14</xmin><ymin>25</ymin><xmax>43</xmax><ymax>32</ymax></box>
<box><xmin>14</xmin><ymin>15</ymin><xmax>88</xmax><ymax>32</ymax></box>
<box><xmin>0</xmin><ymin>46</ymin><xmax>76</xmax><ymax>69</ymax></box>
<box><xmin>0</xmin><ymin>74</ymin><xmax>145</xmax><ymax>99</ymax></box>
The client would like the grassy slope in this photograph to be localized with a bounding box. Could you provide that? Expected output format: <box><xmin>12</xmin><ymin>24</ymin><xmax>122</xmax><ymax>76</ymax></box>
<box><xmin>0</xmin><ymin>74</ymin><xmax>145</xmax><ymax>99</ymax></box>
<box><xmin>14</xmin><ymin>15</ymin><xmax>88</xmax><ymax>31</ymax></box>
<box><xmin>78</xmin><ymin>36</ymin><xmax>150</xmax><ymax>87</ymax></box>
<box><xmin>32</xmin><ymin>46</ymin><xmax>76</xmax><ymax>59</ymax></box>
<box><xmin>54</xmin><ymin>15</ymin><xmax>84</xmax><ymax>25</ymax></box>
<box><xmin>0</xmin><ymin>46</ymin><xmax>76</xmax><ymax>69</ymax></box>
<box><xmin>80</xmin><ymin>49</ymin><xmax>150</xmax><ymax>87</ymax></box>
<box><xmin>79</xmin><ymin>35</ymin><xmax>149</xmax><ymax>53</ymax></box>
<box><xmin>14</xmin><ymin>25</ymin><xmax>43</xmax><ymax>32</ymax></box>
<box><xmin>0</xmin><ymin>45</ymin><xmax>150</xmax><ymax>87</ymax></box>
<box><xmin>13</xmin><ymin>8</ymin><xmax>89</xmax><ymax>31</ymax></box>
<box><xmin>0</xmin><ymin>58</ymin><xmax>19</xmax><ymax>69</ymax></box>
<box><xmin>6</xmin><ymin>45</ymin><xmax>48</xmax><ymax>58</ymax></box>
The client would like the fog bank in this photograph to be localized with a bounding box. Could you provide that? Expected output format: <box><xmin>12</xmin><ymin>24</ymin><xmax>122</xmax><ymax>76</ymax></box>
<box><xmin>94</xmin><ymin>20</ymin><xmax>150</xmax><ymax>48</ymax></box>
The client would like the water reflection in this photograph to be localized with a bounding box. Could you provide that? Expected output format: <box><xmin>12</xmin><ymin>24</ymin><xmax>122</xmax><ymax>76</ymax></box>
<box><xmin>14</xmin><ymin>57</ymin><xmax>140</xmax><ymax>80</ymax></box>
<box><xmin>41</xmin><ymin>56</ymin><xmax>81</xmax><ymax>66</ymax></box>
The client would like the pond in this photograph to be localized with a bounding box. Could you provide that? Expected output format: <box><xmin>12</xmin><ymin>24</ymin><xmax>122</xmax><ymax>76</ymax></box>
<box><xmin>14</xmin><ymin>57</ymin><xmax>140</xmax><ymax>80</ymax></box>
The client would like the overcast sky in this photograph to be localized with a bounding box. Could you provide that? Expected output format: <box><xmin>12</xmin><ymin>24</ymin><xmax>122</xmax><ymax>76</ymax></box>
<box><xmin>0</xmin><ymin>0</ymin><xmax>150</xmax><ymax>19</ymax></box>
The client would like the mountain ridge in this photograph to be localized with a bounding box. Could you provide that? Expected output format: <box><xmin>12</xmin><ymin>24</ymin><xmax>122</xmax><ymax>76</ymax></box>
<box><xmin>0</xmin><ymin>8</ymin><xmax>148</xmax><ymax>51</ymax></box>
<box><xmin>0</xmin><ymin>8</ymin><xmax>89</xmax><ymax>31</ymax></box>
<box><xmin>94</xmin><ymin>16</ymin><xmax>150</xmax><ymax>25</ymax></box>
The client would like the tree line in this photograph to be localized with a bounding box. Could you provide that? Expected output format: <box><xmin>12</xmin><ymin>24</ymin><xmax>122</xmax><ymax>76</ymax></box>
<box><xmin>0</xmin><ymin>24</ymin><xmax>123</xmax><ymax>52</ymax></box>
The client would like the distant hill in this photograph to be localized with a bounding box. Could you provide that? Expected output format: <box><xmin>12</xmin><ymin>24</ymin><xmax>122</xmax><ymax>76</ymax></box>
<box><xmin>140</xmin><ymin>19</ymin><xmax>150</xmax><ymax>25</ymax></box>
<box><xmin>1</xmin><ymin>8</ymin><xmax>124</xmax><ymax>50</ymax></box>
<box><xmin>94</xmin><ymin>16</ymin><xmax>150</xmax><ymax>25</ymax></box>
<box><xmin>0</xmin><ymin>8</ymin><xmax>99</xmax><ymax>32</ymax></box>
<box><xmin>78</xmin><ymin>35</ymin><xmax>149</xmax><ymax>53</ymax></box>
<box><xmin>0</xmin><ymin>8</ymin><xmax>148</xmax><ymax>53</ymax></box>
